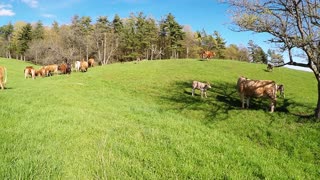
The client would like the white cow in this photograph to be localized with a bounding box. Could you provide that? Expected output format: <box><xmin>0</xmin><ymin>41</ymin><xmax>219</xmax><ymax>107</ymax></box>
<box><xmin>75</xmin><ymin>61</ymin><xmax>81</xmax><ymax>72</ymax></box>
<box><xmin>192</xmin><ymin>81</ymin><xmax>212</xmax><ymax>98</ymax></box>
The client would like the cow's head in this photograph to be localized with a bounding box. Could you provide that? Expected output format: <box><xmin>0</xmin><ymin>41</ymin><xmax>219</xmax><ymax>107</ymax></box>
<box><xmin>277</xmin><ymin>84</ymin><xmax>285</xmax><ymax>98</ymax></box>
<box><xmin>206</xmin><ymin>82</ymin><xmax>212</xmax><ymax>89</ymax></box>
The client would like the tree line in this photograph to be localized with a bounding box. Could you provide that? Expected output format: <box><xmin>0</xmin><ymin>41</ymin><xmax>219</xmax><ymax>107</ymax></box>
<box><xmin>0</xmin><ymin>12</ymin><xmax>283</xmax><ymax>65</ymax></box>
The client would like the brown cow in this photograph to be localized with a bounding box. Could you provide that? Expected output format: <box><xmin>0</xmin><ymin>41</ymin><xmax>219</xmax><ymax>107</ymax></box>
<box><xmin>0</xmin><ymin>66</ymin><xmax>7</xmax><ymax>90</ymax></box>
<box><xmin>80</xmin><ymin>60</ymin><xmax>89</xmax><ymax>72</ymax></box>
<box><xmin>237</xmin><ymin>76</ymin><xmax>278</xmax><ymax>112</ymax></box>
<box><xmin>44</xmin><ymin>64</ymin><xmax>58</xmax><ymax>76</ymax></box>
<box><xmin>88</xmin><ymin>58</ymin><xmax>95</xmax><ymax>67</ymax></box>
<box><xmin>58</xmin><ymin>63</ymin><xmax>72</xmax><ymax>74</ymax></box>
<box><xmin>24</xmin><ymin>66</ymin><xmax>36</xmax><ymax>79</ymax></box>
<box><xmin>192</xmin><ymin>81</ymin><xmax>212</xmax><ymax>98</ymax></box>
<box><xmin>202</xmin><ymin>51</ymin><xmax>216</xmax><ymax>59</ymax></box>
<box><xmin>35</xmin><ymin>67</ymin><xmax>46</xmax><ymax>77</ymax></box>
<box><xmin>58</xmin><ymin>63</ymin><xmax>67</xmax><ymax>74</ymax></box>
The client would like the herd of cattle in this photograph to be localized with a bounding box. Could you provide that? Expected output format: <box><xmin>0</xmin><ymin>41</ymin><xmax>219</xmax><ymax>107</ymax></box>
<box><xmin>1</xmin><ymin>57</ymin><xmax>285</xmax><ymax>113</ymax></box>
<box><xmin>23</xmin><ymin>58</ymin><xmax>95</xmax><ymax>79</ymax></box>
<box><xmin>0</xmin><ymin>58</ymin><xmax>95</xmax><ymax>89</ymax></box>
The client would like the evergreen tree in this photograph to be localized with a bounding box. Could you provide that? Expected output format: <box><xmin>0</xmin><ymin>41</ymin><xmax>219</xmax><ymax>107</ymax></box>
<box><xmin>18</xmin><ymin>23</ymin><xmax>33</xmax><ymax>60</ymax></box>
<box><xmin>267</xmin><ymin>49</ymin><xmax>284</xmax><ymax>65</ymax></box>
<box><xmin>32</xmin><ymin>20</ymin><xmax>44</xmax><ymax>40</ymax></box>
<box><xmin>248</xmin><ymin>40</ymin><xmax>267</xmax><ymax>63</ymax></box>
<box><xmin>213</xmin><ymin>31</ymin><xmax>226</xmax><ymax>59</ymax></box>
<box><xmin>161</xmin><ymin>13</ymin><xmax>185</xmax><ymax>59</ymax></box>
<box><xmin>112</xmin><ymin>14</ymin><xmax>123</xmax><ymax>34</ymax></box>
<box><xmin>52</xmin><ymin>21</ymin><xmax>59</xmax><ymax>33</ymax></box>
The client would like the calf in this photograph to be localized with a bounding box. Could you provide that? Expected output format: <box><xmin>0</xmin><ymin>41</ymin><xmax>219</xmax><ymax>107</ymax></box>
<box><xmin>192</xmin><ymin>81</ymin><xmax>212</xmax><ymax>98</ymax></box>
<box><xmin>267</xmin><ymin>64</ymin><xmax>273</xmax><ymax>72</ymax></box>
<box><xmin>88</xmin><ymin>58</ymin><xmax>95</xmax><ymax>67</ymax></box>
<box><xmin>35</xmin><ymin>67</ymin><xmax>46</xmax><ymax>77</ymax></box>
<box><xmin>58</xmin><ymin>63</ymin><xmax>67</xmax><ymax>74</ymax></box>
<box><xmin>75</xmin><ymin>61</ymin><xmax>81</xmax><ymax>72</ymax></box>
<box><xmin>237</xmin><ymin>76</ymin><xmax>278</xmax><ymax>112</ymax></box>
<box><xmin>24</xmin><ymin>66</ymin><xmax>36</xmax><ymax>79</ymax></box>
<box><xmin>277</xmin><ymin>84</ymin><xmax>285</xmax><ymax>98</ymax></box>
<box><xmin>80</xmin><ymin>60</ymin><xmax>89</xmax><ymax>72</ymax></box>
<box><xmin>44</xmin><ymin>64</ymin><xmax>58</xmax><ymax>76</ymax></box>
<box><xmin>0</xmin><ymin>66</ymin><xmax>7</xmax><ymax>90</ymax></box>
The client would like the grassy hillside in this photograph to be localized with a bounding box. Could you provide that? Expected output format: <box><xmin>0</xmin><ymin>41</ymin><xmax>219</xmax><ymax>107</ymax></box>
<box><xmin>0</xmin><ymin>58</ymin><xmax>319</xmax><ymax>179</ymax></box>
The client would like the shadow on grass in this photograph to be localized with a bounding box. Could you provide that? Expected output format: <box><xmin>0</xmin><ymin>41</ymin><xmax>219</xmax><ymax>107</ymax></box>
<box><xmin>159</xmin><ymin>80</ymin><xmax>318</xmax><ymax>124</ymax></box>
<box><xmin>158</xmin><ymin>80</ymin><xmax>240</xmax><ymax>123</ymax></box>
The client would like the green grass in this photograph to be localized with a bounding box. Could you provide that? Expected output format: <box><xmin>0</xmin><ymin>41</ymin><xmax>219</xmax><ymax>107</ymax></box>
<box><xmin>0</xmin><ymin>58</ymin><xmax>319</xmax><ymax>179</ymax></box>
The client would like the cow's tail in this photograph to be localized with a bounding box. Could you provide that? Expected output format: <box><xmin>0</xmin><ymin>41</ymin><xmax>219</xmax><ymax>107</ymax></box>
<box><xmin>4</xmin><ymin>67</ymin><xmax>7</xmax><ymax>84</ymax></box>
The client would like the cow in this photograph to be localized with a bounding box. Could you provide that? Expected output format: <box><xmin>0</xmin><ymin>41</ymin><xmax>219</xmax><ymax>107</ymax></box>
<box><xmin>66</xmin><ymin>63</ymin><xmax>72</xmax><ymax>74</ymax></box>
<box><xmin>88</xmin><ymin>58</ymin><xmax>95</xmax><ymax>67</ymax></box>
<box><xmin>57</xmin><ymin>63</ymin><xmax>72</xmax><ymax>74</ymax></box>
<box><xmin>35</xmin><ymin>67</ymin><xmax>46</xmax><ymax>77</ymax></box>
<box><xmin>237</xmin><ymin>76</ymin><xmax>278</xmax><ymax>112</ymax></box>
<box><xmin>75</xmin><ymin>61</ymin><xmax>81</xmax><ymax>72</ymax></box>
<box><xmin>277</xmin><ymin>84</ymin><xmax>285</xmax><ymax>98</ymax></box>
<box><xmin>24</xmin><ymin>66</ymin><xmax>36</xmax><ymax>79</ymax></box>
<box><xmin>58</xmin><ymin>63</ymin><xmax>67</xmax><ymax>74</ymax></box>
<box><xmin>202</xmin><ymin>51</ymin><xmax>216</xmax><ymax>59</ymax></box>
<box><xmin>192</xmin><ymin>81</ymin><xmax>212</xmax><ymax>98</ymax></box>
<box><xmin>80</xmin><ymin>60</ymin><xmax>89</xmax><ymax>72</ymax></box>
<box><xmin>0</xmin><ymin>66</ymin><xmax>7</xmax><ymax>90</ymax></box>
<box><xmin>267</xmin><ymin>64</ymin><xmax>273</xmax><ymax>72</ymax></box>
<box><xmin>44</xmin><ymin>64</ymin><xmax>58</xmax><ymax>76</ymax></box>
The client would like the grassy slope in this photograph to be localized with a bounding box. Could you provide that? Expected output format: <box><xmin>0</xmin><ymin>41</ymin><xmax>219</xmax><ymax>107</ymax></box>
<box><xmin>0</xmin><ymin>58</ymin><xmax>319</xmax><ymax>179</ymax></box>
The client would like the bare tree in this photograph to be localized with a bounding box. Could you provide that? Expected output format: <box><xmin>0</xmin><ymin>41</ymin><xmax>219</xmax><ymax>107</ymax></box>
<box><xmin>223</xmin><ymin>0</ymin><xmax>320</xmax><ymax>118</ymax></box>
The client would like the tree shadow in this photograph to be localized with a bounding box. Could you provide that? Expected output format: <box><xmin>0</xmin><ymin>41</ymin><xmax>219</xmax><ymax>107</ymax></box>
<box><xmin>159</xmin><ymin>80</ymin><xmax>318</xmax><ymax>124</ymax></box>
<box><xmin>159</xmin><ymin>81</ymin><xmax>241</xmax><ymax>123</ymax></box>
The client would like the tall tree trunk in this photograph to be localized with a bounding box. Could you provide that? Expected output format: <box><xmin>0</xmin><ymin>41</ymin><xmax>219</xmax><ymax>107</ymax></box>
<box><xmin>103</xmin><ymin>33</ymin><xmax>107</xmax><ymax>65</ymax></box>
<box><xmin>86</xmin><ymin>43</ymin><xmax>89</xmax><ymax>60</ymax></box>
<box><xmin>36</xmin><ymin>50</ymin><xmax>38</xmax><ymax>64</ymax></box>
<box><xmin>186</xmin><ymin>47</ymin><xmax>189</xmax><ymax>59</ymax></box>
<box><xmin>97</xmin><ymin>41</ymin><xmax>102</xmax><ymax>63</ymax></box>
<box><xmin>315</xmin><ymin>76</ymin><xmax>320</xmax><ymax>118</ymax></box>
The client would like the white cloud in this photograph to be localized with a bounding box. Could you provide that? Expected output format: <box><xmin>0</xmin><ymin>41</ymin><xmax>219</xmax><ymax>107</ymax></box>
<box><xmin>0</xmin><ymin>4</ymin><xmax>12</xmax><ymax>9</ymax></box>
<box><xmin>0</xmin><ymin>8</ymin><xmax>15</xmax><ymax>16</ymax></box>
<box><xmin>21</xmin><ymin>0</ymin><xmax>38</xmax><ymax>8</ymax></box>
<box><xmin>0</xmin><ymin>4</ymin><xmax>15</xmax><ymax>16</ymax></box>
<box><xmin>42</xmin><ymin>13</ymin><xmax>56</xmax><ymax>18</ymax></box>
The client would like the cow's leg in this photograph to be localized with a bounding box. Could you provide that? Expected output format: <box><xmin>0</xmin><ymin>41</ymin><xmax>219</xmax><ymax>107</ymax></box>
<box><xmin>240</xmin><ymin>95</ymin><xmax>245</xmax><ymax>108</ymax></box>
<box><xmin>270</xmin><ymin>99</ymin><xmax>276</xmax><ymax>113</ymax></box>
<box><xmin>246</xmin><ymin>97</ymin><xmax>250</xmax><ymax>109</ymax></box>
<box><xmin>192</xmin><ymin>88</ymin><xmax>195</xmax><ymax>96</ymax></box>
<box><xmin>0</xmin><ymin>83</ymin><xmax>3</xmax><ymax>90</ymax></box>
<box><xmin>201</xmin><ymin>89</ymin><xmax>204</xmax><ymax>98</ymax></box>
<box><xmin>204</xmin><ymin>90</ymin><xmax>207</xmax><ymax>98</ymax></box>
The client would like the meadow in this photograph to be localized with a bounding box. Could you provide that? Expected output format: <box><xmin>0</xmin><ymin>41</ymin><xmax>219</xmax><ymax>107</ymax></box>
<box><xmin>0</xmin><ymin>58</ymin><xmax>319</xmax><ymax>179</ymax></box>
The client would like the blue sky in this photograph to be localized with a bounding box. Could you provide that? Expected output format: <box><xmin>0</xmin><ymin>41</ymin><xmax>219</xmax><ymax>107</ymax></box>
<box><xmin>0</xmin><ymin>0</ymin><xmax>279</xmax><ymax>56</ymax></box>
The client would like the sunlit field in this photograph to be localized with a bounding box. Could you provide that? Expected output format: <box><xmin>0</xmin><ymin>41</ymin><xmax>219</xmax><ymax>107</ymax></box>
<box><xmin>0</xmin><ymin>58</ymin><xmax>319</xmax><ymax>179</ymax></box>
